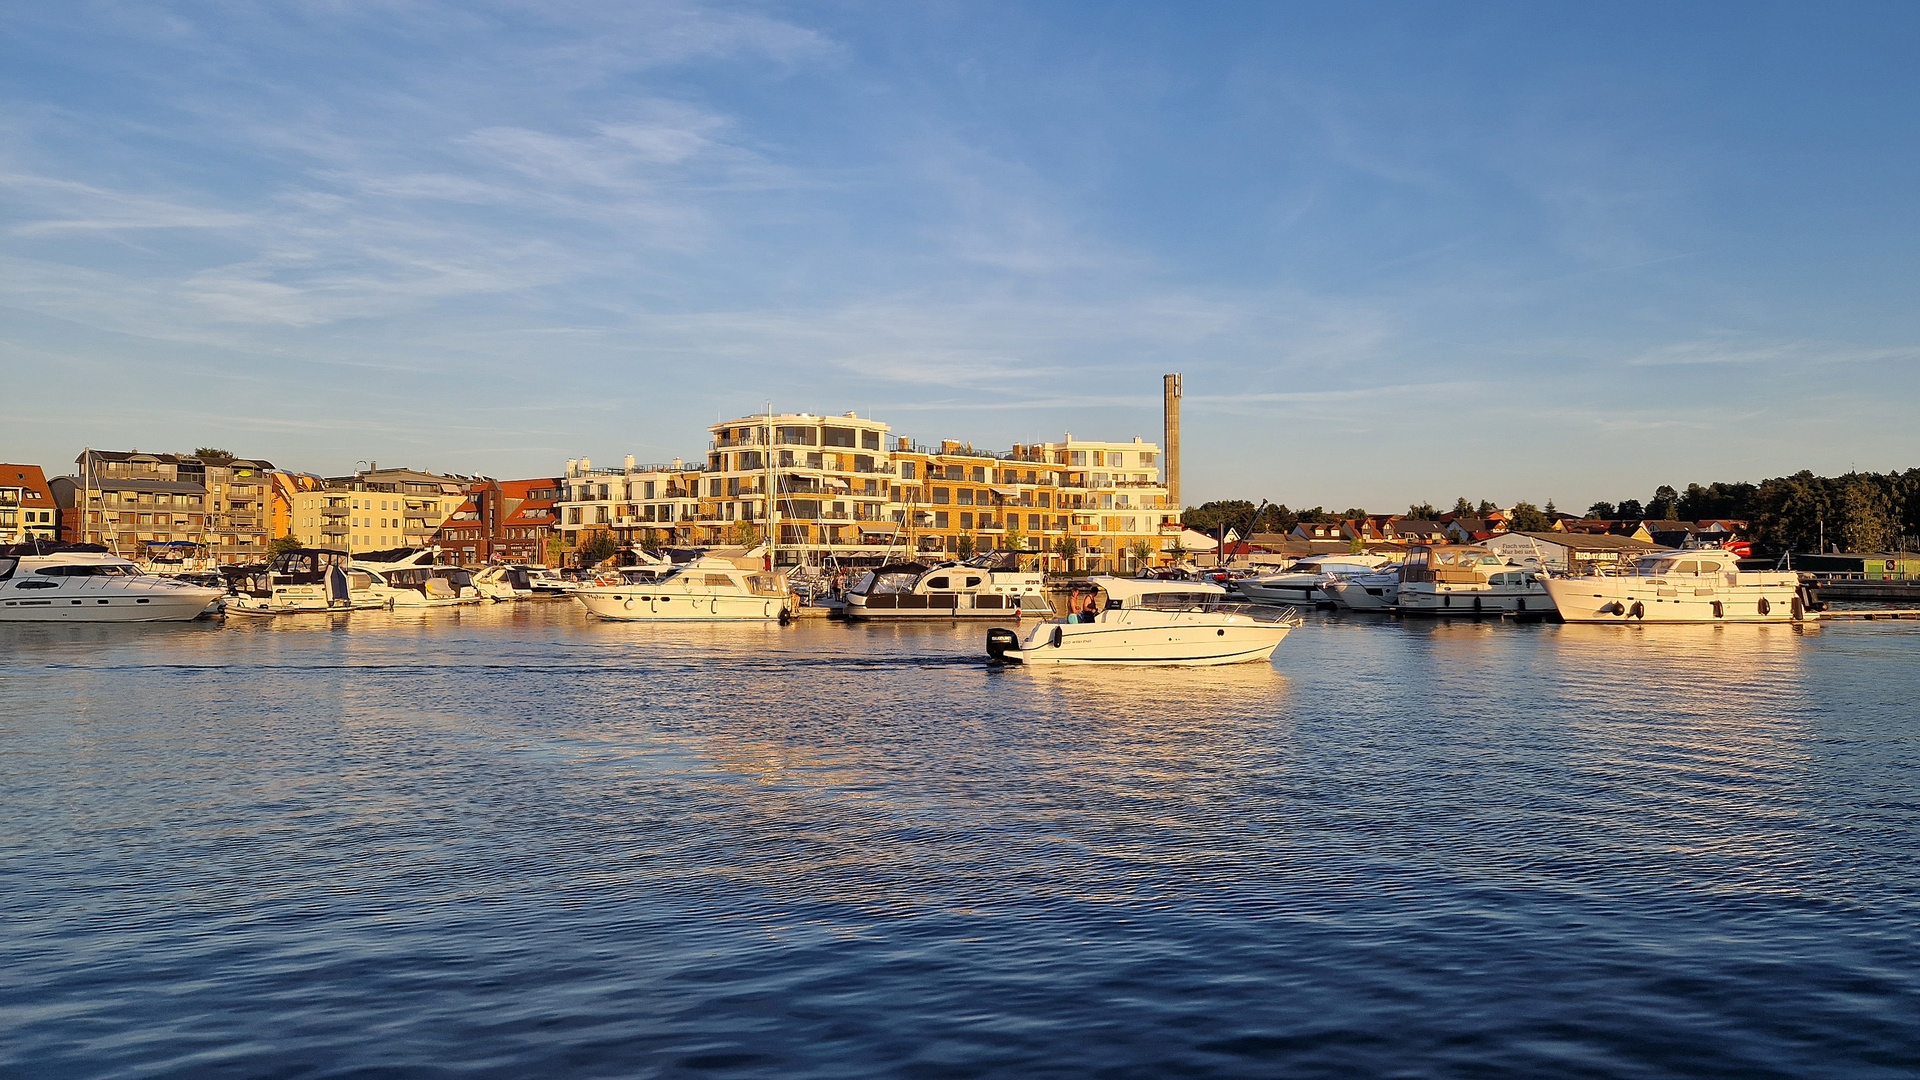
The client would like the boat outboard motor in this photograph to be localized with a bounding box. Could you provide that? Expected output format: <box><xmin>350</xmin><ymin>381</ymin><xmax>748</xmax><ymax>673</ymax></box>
<box><xmin>326</xmin><ymin>565</ymin><xmax>351</xmax><ymax>606</ymax></box>
<box><xmin>985</xmin><ymin>627</ymin><xmax>1020</xmax><ymax>663</ymax></box>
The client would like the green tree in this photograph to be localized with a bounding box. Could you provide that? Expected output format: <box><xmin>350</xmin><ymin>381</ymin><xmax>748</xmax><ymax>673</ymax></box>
<box><xmin>1129</xmin><ymin>539</ymin><xmax>1154</xmax><ymax>566</ymax></box>
<box><xmin>1475</xmin><ymin>499</ymin><xmax>1496</xmax><ymax>516</ymax></box>
<box><xmin>1005</xmin><ymin>525</ymin><xmax>1023</xmax><ymax>554</ymax></box>
<box><xmin>1181</xmin><ymin>500</ymin><xmax>1257</xmax><ymax>534</ymax></box>
<box><xmin>1408</xmin><ymin>501</ymin><xmax>1438</xmax><ymax>519</ymax></box>
<box><xmin>1839</xmin><ymin>476</ymin><xmax>1896</xmax><ymax>552</ymax></box>
<box><xmin>731</xmin><ymin>521</ymin><xmax>760</xmax><ymax>548</ymax></box>
<box><xmin>269</xmin><ymin>534</ymin><xmax>302</xmax><ymax>557</ymax></box>
<box><xmin>956</xmin><ymin>533</ymin><xmax>976</xmax><ymax>560</ymax></box>
<box><xmin>1168</xmin><ymin>537</ymin><xmax>1187</xmax><ymax>561</ymax></box>
<box><xmin>192</xmin><ymin>447</ymin><xmax>235</xmax><ymax>465</ymax></box>
<box><xmin>578</xmin><ymin>532</ymin><xmax>618</xmax><ymax>566</ymax></box>
<box><xmin>639</xmin><ymin>530</ymin><xmax>662</xmax><ymax>553</ymax></box>
<box><xmin>1052</xmin><ymin>534</ymin><xmax>1079</xmax><ymax>570</ymax></box>
<box><xmin>543</xmin><ymin>536</ymin><xmax>567</xmax><ymax>566</ymax></box>
<box><xmin>1507</xmin><ymin>501</ymin><xmax>1555</xmax><ymax>532</ymax></box>
<box><xmin>1586</xmin><ymin>501</ymin><xmax>1617</xmax><ymax>519</ymax></box>
<box><xmin>1452</xmin><ymin>497</ymin><xmax>1473</xmax><ymax>516</ymax></box>
<box><xmin>1647</xmin><ymin>484</ymin><xmax>1680</xmax><ymax>521</ymax></box>
<box><xmin>1616</xmin><ymin>498</ymin><xmax>1645</xmax><ymax>520</ymax></box>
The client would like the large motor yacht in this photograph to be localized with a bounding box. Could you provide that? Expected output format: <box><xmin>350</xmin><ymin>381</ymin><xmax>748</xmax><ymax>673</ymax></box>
<box><xmin>1541</xmin><ymin>548</ymin><xmax>1813</xmax><ymax>624</ymax></box>
<box><xmin>1394</xmin><ymin>545</ymin><xmax>1553</xmax><ymax>616</ymax></box>
<box><xmin>842</xmin><ymin>559</ymin><xmax>1044</xmax><ymax>620</ymax></box>
<box><xmin>0</xmin><ymin>544</ymin><xmax>224</xmax><ymax>622</ymax></box>
<box><xmin>572</xmin><ymin>556</ymin><xmax>794</xmax><ymax>621</ymax></box>
<box><xmin>1236</xmin><ymin>554</ymin><xmax>1392</xmax><ymax>606</ymax></box>
<box><xmin>223</xmin><ymin>548</ymin><xmax>390</xmax><ymax>615</ymax></box>
<box><xmin>351</xmin><ymin>549</ymin><xmax>483</xmax><ymax>607</ymax></box>
<box><xmin>986</xmin><ymin>577</ymin><xmax>1301</xmax><ymax>667</ymax></box>
<box><xmin>1322</xmin><ymin>564</ymin><xmax>1403</xmax><ymax>612</ymax></box>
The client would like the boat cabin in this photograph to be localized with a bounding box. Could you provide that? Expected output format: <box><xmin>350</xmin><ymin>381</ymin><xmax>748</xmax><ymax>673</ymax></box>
<box><xmin>1631</xmin><ymin>550</ymin><xmax>1742</xmax><ymax>577</ymax></box>
<box><xmin>1401</xmin><ymin>545</ymin><xmax>1515</xmax><ymax>585</ymax></box>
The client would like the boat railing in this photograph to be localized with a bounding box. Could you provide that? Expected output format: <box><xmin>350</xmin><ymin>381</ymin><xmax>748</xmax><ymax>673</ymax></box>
<box><xmin>1132</xmin><ymin>597</ymin><xmax>1303</xmax><ymax>624</ymax></box>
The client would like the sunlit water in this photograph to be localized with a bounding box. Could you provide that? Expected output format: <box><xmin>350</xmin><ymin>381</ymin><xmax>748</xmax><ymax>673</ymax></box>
<box><xmin>3</xmin><ymin>603</ymin><xmax>1916</xmax><ymax>1078</ymax></box>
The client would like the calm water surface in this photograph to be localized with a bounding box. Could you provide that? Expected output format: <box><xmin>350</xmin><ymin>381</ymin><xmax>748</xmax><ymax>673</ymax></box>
<box><xmin>2</xmin><ymin>604</ymin><xmax>1917</xmax><ymax>1078</ymax></box>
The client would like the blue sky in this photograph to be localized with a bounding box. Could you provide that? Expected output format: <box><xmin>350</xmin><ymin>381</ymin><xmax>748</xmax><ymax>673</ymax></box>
<box><xmin>3</xmin><ymin>2</ymin><xmax>1917</xmax><ymax>511</ymax></box>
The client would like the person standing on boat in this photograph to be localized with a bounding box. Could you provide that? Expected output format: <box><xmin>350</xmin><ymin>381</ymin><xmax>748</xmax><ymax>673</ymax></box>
<box><xmin>1066</xmin><ymin>589</ymin><xmax>1085</xmax><ymax>623</ymax></box>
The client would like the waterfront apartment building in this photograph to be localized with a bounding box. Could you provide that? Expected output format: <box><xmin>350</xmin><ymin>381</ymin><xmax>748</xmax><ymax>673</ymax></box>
<box><xmin>556</xmin><ymin>412</ymin><xmax>1178</xmax><ymax>572</ymax></box>
<box><xmin>555</xmin><ymin>456</ymin><xmax>710</xmax><ymax>552</ymax></box>
<box><xmin>289</xmin><ymin>466</ymin><xmax>471</xmax><ymax>553</ymax></box>
<box><xmin>0</xmin><ymin>464</ymin><xmax>58</xmax><ymax>545</ymax></box>
<box><xmin>54</xmin><ymin>450</ymin><xmax>274</xmax><ymax>564</ymax></box>
<box><xmin>437</xmin><ymin>477</ymin><xmax>565</xmax><ymax>565</ymax></box>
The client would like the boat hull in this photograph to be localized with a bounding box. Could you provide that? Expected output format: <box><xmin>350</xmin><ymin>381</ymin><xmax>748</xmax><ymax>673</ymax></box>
<box><xmin>1541</xmin><ymin>575</ymin><xmax>1807</xmax><ymax>624</ymax></box>
<box><xmin>843</xmin><ymin>594</ymin><xmax>1028</xmax><ymax>619</ymax></box>
<box><xmin>1396</xmin><ymin>583</ymin><xmax>1553</xmax><ymax>616</ymax></box>
<box><xmin>1323</xmin><ymin>579</ymin><xmax>1398</xmax><ymax>611</ymax></box>
<box><xmin>991</xmin><ymin>617</ymin><xmax>1291</xmax><ymax>666</ymax></box>
<box><xmin>0</xmin><ymin>588</ymin><xmax>222</xmax><ymax>622</ymax></box>
<box><xmin>1236</xmin><ymin>581</ymin><xmax>1327</xmax><ymax>606</ymax></box>
<box><xmin>574</xmin><ymin>588</ymin><xmax>789</xmax><ymax>621</ymax></box>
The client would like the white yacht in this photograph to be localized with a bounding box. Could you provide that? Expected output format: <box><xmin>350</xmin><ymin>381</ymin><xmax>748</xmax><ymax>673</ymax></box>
<box><xmin>0</xmin><ymin>544</ymin><xmax>224</xmax><ymax>622</ymax></box>
<box><xmin>223</xmin><ymin>548</ymin><xmax>390</xmax><ymax>615</ymax></box>
<box><xmin>986</xmin><ymin>577</ymin><xmax>1302</xmax><ymax>667</ymax></box>
<box><xmin>470</xmin><ymin>564</ymin><xmax>535</xmax><ymax>601</ymax></box>
<box><xmin>1541</xmin><ymin>548</ymin><xmax>1812</xmax><ymax>624</ymax></box>
<box><xmin>1394</xmin><ymin>545</ymin><xmax>1553</xmax><ymax>616</ymax></box>
<box><xmin>843</xmin><ymin>559</ymin><xmax>1044</xmax><ymax>620</ymax></box>
<box><xmin>351</xmin><ymin>550</ymin><xmax>483</xmax><ymax>607</ymax></box>
<box><xmin>1322</xmin><ymin>564</ymin><xmax>1403</xmax><ymax>612</ymax></box>
<box><xmin>525</xmin><ymin>567</ymin><xmax>573</xmax><ymax>595</ymax></box>
<box><xmin>1236</xmin><ymin>554</ymin><xmax>1391</xmax><ymax>606</ymax></box>
<box><xmin>572</xmin><ymin>556</ymin><xmax>794</xmax><ymax>621</ymax></box>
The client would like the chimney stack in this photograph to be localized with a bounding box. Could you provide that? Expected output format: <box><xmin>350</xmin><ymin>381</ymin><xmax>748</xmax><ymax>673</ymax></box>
<box><xmin>1163</xmin><ymin>373</ymin><xmax>1182</xmax><ymax>511</ymax></box>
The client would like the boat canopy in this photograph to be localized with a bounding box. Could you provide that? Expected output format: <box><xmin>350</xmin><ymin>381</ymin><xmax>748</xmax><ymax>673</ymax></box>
<box><xmin>1084</xmin><ymin>576</ymin><xmax>1227</xmax><ymax>606</ymax></box>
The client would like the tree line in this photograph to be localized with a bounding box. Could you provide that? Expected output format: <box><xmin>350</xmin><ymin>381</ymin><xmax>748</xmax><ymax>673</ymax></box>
<box><xmin>1182</xmin><ymin>469</ymin><xmax>1920</xmax><ymax>555</ymax></box>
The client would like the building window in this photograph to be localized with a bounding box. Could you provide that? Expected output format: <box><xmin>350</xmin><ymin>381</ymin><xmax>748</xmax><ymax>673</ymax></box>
<box><xmin>932</xmin><ymin>487</ymin><xmax>949</xmax><ymax>505</ymax></box>
<box><xmin>934</xmin><ymin>512</ymin><xmax>949</xmax><ymax>529</ymax></box>
<box><xmin>960</xmin><ymin>512</ymin><xmax>973</xmax><ymax>530</ymax></box>
<box><xmin>956</xmin><ymin>489</ymin><xmax>973</xmax><ymax>506</ymax></box>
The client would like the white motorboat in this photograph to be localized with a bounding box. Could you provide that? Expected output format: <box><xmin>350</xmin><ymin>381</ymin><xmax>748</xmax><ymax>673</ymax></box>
<box><xmin>471</xmin><ymin>564</ymin><xmax>535</xmax><ymax>601</ymax></box>
<box><xmin>573</xmin><ymin>556</ymin><xmax>794</xmax><ymax>621</ymax></box>
<box><xmin>1394</xmin><ymin>545</ymin><xmax>1553</xmax><ymax>617</ymax></box>
<box><xmin>985</xmin><ymin>577</ymin><xmax>1301</xmax><ymax>667</ymax></box>
<box><xmin>1236</xmin><ymin>554</ymin><xmax>1391</xmax><ymax>606</ymax></box>
<box><xmin>0</xmin><ymin>544</ymin><xmax>224</xmax><ymax>622</ymax></box>
<box><xmin>525</xmin><ymin>567</ymin><xmax>573</xmax><ymax>594</ymax></box>
<box><xmin>1541</xmin><ymin>548</ymin><xmax>1813</xmax><ymax>624</ymax></box>
<box><xmin>843</xmin><ymin>559</ymin><xmax>1044</xmax><ymax>620</ymax></box>
<box><xmin>1322</xmin><ymin>564</ymin><xmax>1402</xmax><ymax>612</ymax></box>
<box><xmin>223</xmin><ymin>548</ymin><xmax>389</xmax><ymax>615</ymax></box>
<box><xmin>351</xmin><ymin>550</ymin><xmax>483</xmax><ymax>607</ymax></box>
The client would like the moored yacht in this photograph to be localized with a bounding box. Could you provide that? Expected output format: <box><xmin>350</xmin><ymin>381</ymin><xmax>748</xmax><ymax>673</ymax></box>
<box><xmin>351</xmin><ymin>549</ymin><xmax>483</xmax><ymax>607</ymax></box>
<box><xmin>470</xmin><ymin>564</ymin><xmax>535</xmax><ymax>601</ymax></box>
<box><xmin>1236</xmin><ymin>554</ymin><xmax>1391</xmax><ymax>606</ymax></box>
<box><xmin>572</xmin><ymin>556</ymin><xmax>793</xmax><ymax>621</ymax></box>
<box><xmin>0</xmin><ymin>544</ymin><xmax>224</xmax><ymax>622</ymax></box>
<box><xmin>1541</xmin><ymin>548</ymin><xmax>1812</xmax><ymax>624</ymax></box>
<box><xmin>843</xmin><ymin>559</ymin><xmax>1044</xmax><ymax>620</ymax></box>
<box><xmin>223</xmin><ymin>548</ymin><xmax>389</xmax><ymax>615</ymax></box>
<box><xmin>1394</xmin><ymin>545</ymin><xmax>1552</xmax><ymax>616</ymax></box>
<box><xmin>1322</xmin><ymin>564</ymin><xmax>1403</xmax><ymax>612</ymax></box>
<box><xmin>986</xmin><ymin>577</ymin><xmax>1301</xmax><ymax>667</ymax></box>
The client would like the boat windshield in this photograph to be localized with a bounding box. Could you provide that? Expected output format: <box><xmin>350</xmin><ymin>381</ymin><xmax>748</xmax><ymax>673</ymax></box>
<box><xmin>34</xmin><ymin>563</ymin><xmax>142</xmax><ymax>577</ymax></box>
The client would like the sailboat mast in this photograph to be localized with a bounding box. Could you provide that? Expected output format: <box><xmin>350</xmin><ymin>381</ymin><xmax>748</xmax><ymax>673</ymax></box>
<box><xmin>765</xmin><ymin>403</ymin><xmax>777</xmax><ymax>572</ymax></box>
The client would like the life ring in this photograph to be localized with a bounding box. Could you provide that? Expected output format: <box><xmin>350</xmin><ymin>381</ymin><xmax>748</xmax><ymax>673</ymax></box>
<box><xmin>1628</xmin><ymin>601</ymin><xmax>1644</xmax><ymax>619</ymax></box>
<box><xmin>1757</xmin><ymin>597</ymin><xmax>1771</xmax><ymax>616</ymax></box>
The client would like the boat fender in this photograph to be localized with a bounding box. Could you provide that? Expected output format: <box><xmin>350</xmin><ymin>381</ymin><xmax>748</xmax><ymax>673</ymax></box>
<box><xmin>1629</xmin><ymin>601</ymin><xmax>1644</xmax><ymax>619</ymax></box>
<box><xmin>623</xmin><ymin>599</ymin><xmax>635</xmax><ymax>610</ymax></box>
<box><xmin>1607</xmin><ymin>602</ymin><xmax>1626</xmax><ymax>616</ymax></box>
<box><xmin>1049</xmin><ymin>625</ymin><xmax>1063</xmax><ymax>648</ymax></box>
<box><xmin>1757</xmin><ymin>597</ymin><xmax>1771</xmax><ymax>616</ymax></box>
<box><xmin>1712</xmin><ymin>600</ymin><xmax>1724</xmax><ymax>619</ymax></box>
<box><xmin>1472</xmin><ymin>596</ymin><xmax>1482</xmax><ymax>613</ymax></box>
<box><xmin>778</xmin><ymin>607</ymin><xmax>793</xmax><ymax>626</ymax></box>
<box><xmin>1791</xmin><ymin>595</ymin><xmax>1804</xmax><ymax>620</ymax></box>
